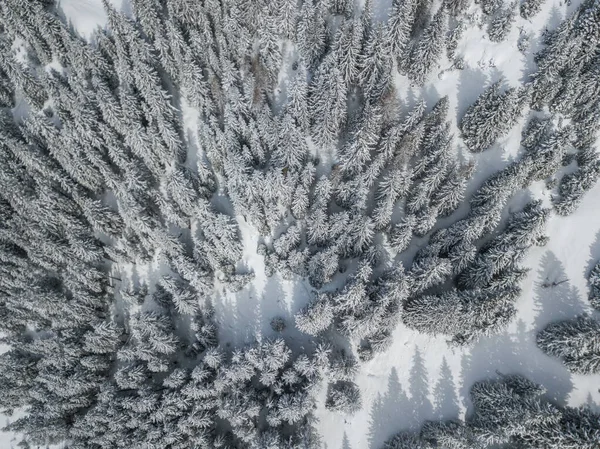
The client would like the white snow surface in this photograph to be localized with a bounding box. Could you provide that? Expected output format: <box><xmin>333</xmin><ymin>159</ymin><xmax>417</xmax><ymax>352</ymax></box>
<box><xmin>7</xmin><ymin>1</ymin><xmax>597</xmax><ymax>449</ymax></box>
<box><xmin>57</xmin><ymin>0</ymin><xmax>124</xmax><ymax>38</ymax></box>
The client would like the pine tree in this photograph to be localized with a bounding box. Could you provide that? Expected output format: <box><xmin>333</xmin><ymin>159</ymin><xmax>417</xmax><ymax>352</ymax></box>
<box><xmin>537</xmin><ymin>315</ymin><xmax>600</xmax><ymax>374</ymax></box>
<box><xmin>406</xmin><ymin>6</ymin><xmax>448</xmax><ymax>85</ymax></box>
<box><xmin>469</xmin><ymin>374</ymin><xmax>561</xmax><ymax>446</ymax></box>
<box><xmin>589</xmin><ymin>262</ymin><xmax>600</xmax><ymax>310</ymax></box>
<box><xmin>488</xmin><ymin>2</ymin><xmax>517</xmax><ymax>43</ymax></box>
<box><xmin>459</xmin><ymin>200</ymin><xmax>549</xmax><ymax>290</ymax></box>
<box><xmin>325</xmin><ymin>381</ymin><xmax>362</xmax><ymax>414</ymax></box>
<box><xmin>480</xmin><ymin>0</ymin><xmax>503</xmax><ymax>15</ymax></box>
<box><xmin>358</xmin><ymin>23</ymin><xmax>393</xmax><ymax>102</ymax></box>
<box><xmin>310</xmin><ymin>57</ymin><xmax>348</xmax><ymax>146</ymax></box>
<box><xmin>389</xmin><ymin>0</ymin><xmax>418</xmax><ymax>59</ymax></box>
<box><xmin>520</xmin><ymin>0</ymin><xmax>546</xmax><ymax>19</ymax></box>
<box><xmin>553</xmin><ymin>147</ymin><xmax>600</xmax><ymax>216</ymax></box>
<box><xmin>460</xmin><ymin>82</ymin><xmax>524</xmax><ymax>153</ymax></box>
<box><xmin>295</xmin><ymin>294</ymin><xmax>335</xmax><ymax>336</ymax></box>
<box><xmin>296</xmin><ymin>0</ymin><xmax>327</xmax><ymax>68</ymax></box>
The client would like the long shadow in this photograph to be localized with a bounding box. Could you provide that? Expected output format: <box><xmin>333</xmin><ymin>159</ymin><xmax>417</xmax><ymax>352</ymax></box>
<box><xmin>585</xmin><ymin>393</ymin><xmax>600</xmax><ymax>413</ymax></box>
<box><xmin>432</xmin><ymin>357</ymin><xmax>460</xmax><ymax>421</ymax></box>
<box><xmin>214</xmin><ymin>281</ymin><xmax>262</xmax><ymax>348</ymax></box>
<box><xmin>456</xmin><ymin>67</ymin><xmax>489</xmax><ymax>122</ymax></box>
<box><xmin>260</xmin><ymin>273</ymin><xmax>316</xmax><ymax>353</ymax></box>
<box><xmin>533</xmin><ymin>250</ymin><xmax>588</xmax><ymax>328</ymax></box>
<box><xmin>341</xmin><ymin>432</ymin><xmax>352</xmax><ymax>449</ymax></box>
<box><xmin>366</xmin><ymin>346</ymin><xmax>436</xmax><ymax>447</ymax></box>
<box><xmin>367</xmin><ymin>367</ymin><xmax>411</xmax><ymax>449</ymax></box>
<box><xmin>461</xmin><ymin>317</ymin><xmax>575</xmax><ymax>410</ymax></box>
<box><xmin>408</xmin><ymin>347</ymin><xmax>434</xmax><ymax>428</ymax></box>
<box><xmin>461</xmin><ymin>251</ymin><xmax>585</xmax><ymax>410</ymax></box>
<box><xmin>421</xmin><ymin>84</ymin><xmax>442</xmax><ymax>114</ymax></box>
<box><xmin>260</xmin><ymin>272</ymin><xmax>288</xmax><ymax>339</ymax></box>
<box><xmin>585</xmin><ymin>229</ymin><xmax>600</xmax><ymax>282</ymax></box>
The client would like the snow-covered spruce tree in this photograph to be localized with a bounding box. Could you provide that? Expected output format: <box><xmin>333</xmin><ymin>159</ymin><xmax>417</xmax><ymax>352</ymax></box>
<box><xmin>523</xmin><ymin>124</ymin><xmax>574</xmax><ymax>183</ymax></box>
<box><xmin>459</xmin><ymin>81</ymin><xmax>525</xmax><ymax>153</ymax></box>
<box><xmin>390</xmin><ymin>0</ymin><xmax>418</xmax><ymax>63</ymax></box>
<box><xmin>468</xmin><ymin>374</ymin><xmax>561</xmax><ymax>446</ymax></box>
<box><xmin>553</xmin><ymin>146</ymin><xmax>600</xmax><ymax>216</ymax></box>
<box><xmin>325</xmin><ymin>380</ymin><xmax>362</xmax><ymax>415</ymax></box>
<box><xmin>520</xmin><ymin>0</ymin><xmax>546</xmax><ymax>19</ymax></box>
<box><xmin>589</xmin><ymin>262</ymin><xmax>600</xmax><ymax>310</ymax></box>
<box><xmin>479</xmin><ymin>0</ymin><xmax>504</xmax><ymax>15</ymax></box>
<box><xmin>536</xmin><ymin>314</ymin><xmax>600</xmax><ymax>374</ymax></box>
<box><xmin>406</xmin><ymin>5</ymin><xmax>448</xmax><ymax>85</ymax></box>
<box><xmin>1</xmin><ymin>0</ymin><xmax>600</xmax><ymax>447</ymax></box>
<box><xmin>488</xmin><ymin>2</ymin><xmax>517</xmax><ymax>43</ymax></box>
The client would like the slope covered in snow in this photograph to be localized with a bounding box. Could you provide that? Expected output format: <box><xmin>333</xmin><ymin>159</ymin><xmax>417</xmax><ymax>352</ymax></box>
<box><xmin>0</xmin><ymin>0</ymin><xmax>599</xmax><ymax>448</ymax></box>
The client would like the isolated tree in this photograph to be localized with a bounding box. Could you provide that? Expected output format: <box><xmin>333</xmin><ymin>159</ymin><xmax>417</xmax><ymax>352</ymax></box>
<box><xmin>460</xmin><ymin>82</ymin><xmax>524</xmax><ymax>152</ymax></box>
<box><xmin>325</xmin><ymin>381</ymin><xmax>362</xmax><ymax>414</ymax></box>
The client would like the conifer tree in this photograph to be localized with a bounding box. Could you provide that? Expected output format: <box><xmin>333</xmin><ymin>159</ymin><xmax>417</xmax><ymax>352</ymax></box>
<box><xmin>537</xmin><ymin>315</ymin><xmax>600</xmax><ymax>374</ymax></box>
<box><xmin>460</xmin><ymin>82</ymin><xmax>524</xmax><ymax>153</ymax></box>
<box><xmin>488</xmin><ymin>2</ymin><xmax>517</xmax><ymax>43</ymax></box>
<box><xmin>520</xmin><ymin>0</ymin><xmax>546</xmax><ymax>19</ymax></box>
<box><xmin>406</xmin><ymin>6</ymin><xmax>448</xmax><ymax>85</ymax></box>
<box><xmin>389</xmin><ymin>0</ymin><xmax>418</xmax><ymax>60</ymax></box>
<box><xmin>589</xmin><ymin>262</ymin><xmax>600</xmax><ymax>311</ymax></box>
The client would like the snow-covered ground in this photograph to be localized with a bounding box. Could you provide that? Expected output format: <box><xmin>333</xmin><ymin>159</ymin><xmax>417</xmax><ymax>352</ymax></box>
<box><xmin>5</xmin><ymin>1</ymin><xmax>596</xmax><ymax>449</ymax></box>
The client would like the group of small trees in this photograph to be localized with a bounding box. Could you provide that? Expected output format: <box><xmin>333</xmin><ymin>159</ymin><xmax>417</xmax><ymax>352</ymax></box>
<box><xmin>383</xmin><ymin>374</ymin><xmax>600</xmax><ymax>448</ymax></box>
<box><xmin>403</xmin><ymin>200</ymin><xmax>549</xmax><ymax>344</ymax></box>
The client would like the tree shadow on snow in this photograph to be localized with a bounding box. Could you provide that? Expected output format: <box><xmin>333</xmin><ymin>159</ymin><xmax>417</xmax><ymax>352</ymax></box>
<box><xmin>460</xmin><ymin>251</ymin><xmax>586</xmax><ymax>411</ymax></box>
<box><xmin>461</xmin><ymin>318</ymin><xmax>575</xmax><ymax>412</ymax></box>
<box><xmin>366</xmin><ymin>346</ymin><xmax>441</xmax><ymax>448</ymax></box>
<box><xmin>259</xmin><ymin>273</ymin><xmax>316</xmax><ymax>352</ymax></box>
<box><xmin>533</xmin><ymin>250</ymin><xmax>588</xmax><ymax>328</ymax></box>
<box><xmin>341</xmin><ymin>432</ymin><xmax>352</xmax><ymax>449</ymax></box>
<box><xmin>456</xmin><ymin>67</ymin><xmax>489</xmax><ymax>122</ymax></box>
<box><xmin>214</xmin><ymin>282</ymin><xmax>262</xmax><ymax>348</ymax></box>
<box><xmin>432</xmin><ymin>357</ymin><xmax>460</xmax><ymax>421</ymax></box>
<box><xmin>366</xmin><ymin>367</ymin><xmax>411</xmax><ymax>449</ymax></box>
<box><xmin>408</xmin><ymin>347</ymin><xmax>434</xmax><ymax>427</ymax></box>
<box><xmin>585</xmin><ymin>229</ymin><xmax>600</xmax><ymax>283</ymax></box>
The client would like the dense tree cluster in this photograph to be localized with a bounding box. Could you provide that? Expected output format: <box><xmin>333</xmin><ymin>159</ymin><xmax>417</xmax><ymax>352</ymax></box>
<box><xmin>403</xmin><ymin>199</ymin><xmax>549</xmax><ymax>344</ymax></box>
<box><xmin>0</xmin><ymin>0</ymin><xmax>598</xmax><ymax>447</ymax></box>
<box><xmin>383</xmin><ymin>374</ymin><xmax>600</xmax><ymax>449</ymax></box>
